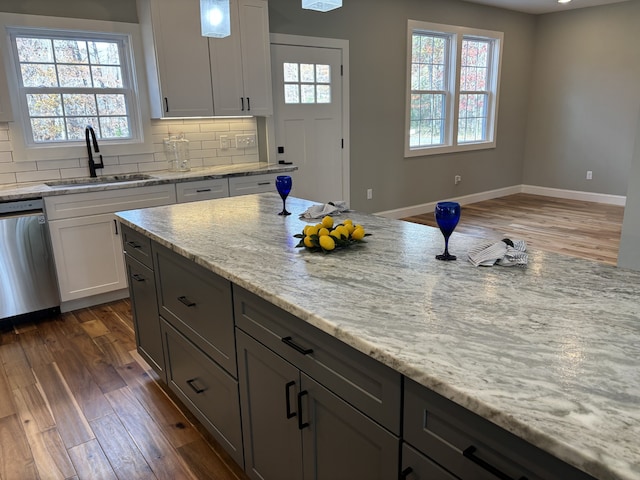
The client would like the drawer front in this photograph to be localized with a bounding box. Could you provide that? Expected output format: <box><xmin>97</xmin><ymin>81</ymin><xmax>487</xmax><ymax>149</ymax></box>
<box><xmin>153</xmin><ymin>243</ymin><xmax>236</xmax><ymax>376</ymax></box>
<box><xmin>176</xmin><ymin>178</ymin><xmax>229</xmax><ymax>203</ymax></box>
<box><xmin>44</xmin><ymin>184</ymin><xmax>176</xmax><ymax>220</ymax></box>
<box><xmin>403</xmin><ymin>379</ymin><xmax>597</xmax><ymax>480</ymax></box>
<box><xmin>162</xmin><ymin>319</ymin><xmax>243</xmax><ymax>467</ymax></box>
<box><xmin>228</xmin><ymin>173</ymin><xmax>277</xmax><ymax>196</ymax></box>
<box><xmin>125</xmin><ymin>254</ymin><xmax>164</xmax><ymax>378</ymax></box>
<box><xmin>121</xmin><ymin>224</ymin><xmax>153</xmax><ymax>268</ymax></box>
<box><xmin>401</xmin><ymin>443</ymin><xmax>459</xmax><ymax>480</ymax></box>
<box><xmin>234</xmin><ymin>287</ymin><xmax>402</xmax><ymax>435</ymax></box>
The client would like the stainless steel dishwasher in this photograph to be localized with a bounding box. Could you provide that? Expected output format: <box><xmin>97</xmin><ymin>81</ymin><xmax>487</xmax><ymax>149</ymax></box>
<box><xmin>0</xmin><ymin>198</ymin><xmax>60</xmax><ymax>321</ymax></box>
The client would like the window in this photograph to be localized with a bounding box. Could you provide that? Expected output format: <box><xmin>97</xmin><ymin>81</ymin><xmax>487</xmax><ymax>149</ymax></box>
<box><xmin>12</xmin><ymin>32</ymin><xmax>133</xmax><ymax>144</ymax></box>
<box><xmin>405</xmin><ymin>21</ymin><xmax>503</xmax><ymax>157</ymax></box>
<box><xmin>283</xmin><ymin>62</ymin><xmax>332</xmax><ymax>104</ymax></box>
<box><xmin>0</xmin><ymin>13</ymin><xmax>152</xmax><ymax>162</ymax></box>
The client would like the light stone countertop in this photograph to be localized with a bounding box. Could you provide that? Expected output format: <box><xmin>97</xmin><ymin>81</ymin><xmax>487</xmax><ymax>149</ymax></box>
<box><xmin>0</xmin><ymin>162</ymin><xmax>296</xmax><ymax>201</ymax></box>
<box><xmin>116</xmin><ymin>193</ymin><xmax>640</xmax><ymax>480</ymax></box>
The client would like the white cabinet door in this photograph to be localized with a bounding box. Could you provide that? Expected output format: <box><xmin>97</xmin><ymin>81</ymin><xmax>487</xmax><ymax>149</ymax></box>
<box><xmin>138</xmin><ymin>0</ymin><xmax>214</xmax><ymax>118</ymax></box>
<box><xmin>228</xmin><ymin>173</ymin><xmax>277</xmax><ymax>196</ymax></box>
<box><xmin>48</xmin><ymin>214</ymin><xmax>127</xmax><ymax>302</ymax></box>
<box><xmin>210</xmin><ymin>0</ymin><xmax>273</xmax><ymax>116</ymax></box>
<box><xmin>0</xmin><ymin>44</ymin><xmax>13</xmax><ymax>121</ymax></box>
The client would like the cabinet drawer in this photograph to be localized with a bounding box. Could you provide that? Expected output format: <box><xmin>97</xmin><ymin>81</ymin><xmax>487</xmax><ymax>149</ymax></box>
<box><xmin>121</xmin><ymin>224</ymin><xmax>153</xmax><ymax>268</ymax></box>
<box><xmin>44</xmin><ymin>184</ymin><xmax>176</xmax><ymax>220</ymax></box>
<box><xmin>403</xmin><ymin>378</ymin><xmax>597</xmax><ymax>480</ymax></box>
<box><xmin>228</xmin><ymin>173</ymin><xmax>276</xmax><ymax>196</ymax></box>
<box><xmin>234</xmin><ymin>287</ymin><xmax>402</xmax><ymax>435</ymax></box>
<box><xmin>153</xmin><ymin>243</ymin><xmax>236</xmax><ymax>376</ymax></box>
<box><xmin>176</xmin><ymin>178</ymin><xmax>229</xmax><ymax>203</ymax></box>
<box><xmin>162</xmin><ymin>319</ymin><xmax>243</xmax><ymax>467</ymax></box>
<box><xmin>125</xmin><ymin>254</ymin><xmax>164</xmax><ymax>378</ymax></box>
<box><xmin>401</xmin><ymin>443</ymin><xmax>458</xmax><ymax>480</ymax></box>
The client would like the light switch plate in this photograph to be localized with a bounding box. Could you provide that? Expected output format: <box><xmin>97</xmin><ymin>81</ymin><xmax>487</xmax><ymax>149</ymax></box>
<box><xmin>236</xmin><ymin>134</ymin><xmax>256</xmax><ymax>148</ymax></box>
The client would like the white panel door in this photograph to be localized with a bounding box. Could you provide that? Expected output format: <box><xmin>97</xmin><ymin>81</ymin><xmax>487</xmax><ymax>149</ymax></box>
<box><xmin>271</xmin><ymin>44</ymin><xmax>345</xmax><ymax>204</ymax></box>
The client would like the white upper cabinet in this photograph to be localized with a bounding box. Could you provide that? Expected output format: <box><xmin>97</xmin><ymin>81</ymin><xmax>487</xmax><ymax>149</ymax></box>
<box><xmin>137</xmin><ymin>0</ymin><xmax>272</xmax><ymax>119</ymax></box>
<box><xmin>210</xmin><ymin>0</ymin><xmax>273</xmax><ymax>116</ymax></box>
<box><xmin>0</xmin><ymin>44</ymin><xmax>13</xmax><ymax>121</ymax></box>
<box><xmin>137</xmin><ymin>0</ymin><xmax>215</xmax><ymax>118</ymax></box>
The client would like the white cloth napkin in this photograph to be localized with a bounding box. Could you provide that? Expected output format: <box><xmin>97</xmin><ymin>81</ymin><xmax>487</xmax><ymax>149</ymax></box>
<box><xmin>467</xmin><ymin>239</ymin><xmax>528</xmax><ymax>267</ymax></box>
<box><xmin>300</xmin><ymin>201</ymin><xmax>349</xmax><ymax>219</ymax></box>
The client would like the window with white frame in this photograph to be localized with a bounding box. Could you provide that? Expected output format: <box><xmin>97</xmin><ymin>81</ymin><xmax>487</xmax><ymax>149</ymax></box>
<box><xmin>405</xmin><ymin>21</ymin><xmax>503</xmax><ymax>157</ymax></box>
<box><xmin>0</xmin><ymin>13</ymin><xmax>152</xmax><ymax>162</ymax></box>
<box><xmin>10</xmin><ymin>30</ymin><xmax>135</xmax><ymax>145</ymax></box>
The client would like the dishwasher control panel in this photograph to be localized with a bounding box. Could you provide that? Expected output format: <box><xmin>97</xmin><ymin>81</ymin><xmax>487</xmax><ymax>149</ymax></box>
<box><xmin>0</xmin><ymin>198</ymin><xmax>44</xmax><ymax>215</ymax></box>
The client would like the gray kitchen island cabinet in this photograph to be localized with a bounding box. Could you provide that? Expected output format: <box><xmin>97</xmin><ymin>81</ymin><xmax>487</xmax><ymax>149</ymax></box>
<box><xmin>235</xmin><ymin>288</ymin><xmax>401</xmax><ymax>480</ymax></box>
<box><xmin>116</xmin><ymin>194</ymin><xmax>640</xmax><ymax>480</ymax></box>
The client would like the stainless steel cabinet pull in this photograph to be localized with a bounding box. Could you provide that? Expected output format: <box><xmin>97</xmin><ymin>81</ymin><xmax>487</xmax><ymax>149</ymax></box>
<box><xmin>297</xmin><ymin>390</ymin><xmax>309</xmax><ymax>430</ymax></box>
<box><xmin>178</xmin><ymin>296</ymin><xmax>196</xmax><ymax>307</ymax></box>
<box><xmin>282</xmin><ymin>336</ymin><xmax>313</xmax><ymax>355</ymax></box>
<box><xmin>285</xmin><ymin>381</ymin><xmax>296</xmax><ymax>419</ymax></box>
<box><xmin>131</xmin><ymin>274</ymin><xmax>145</xmax><ymax>282</ymax></box>
<box><xmin>186</xmin><ymin>378</ymin><xmax>206</xmax><ymax>394</ymax></box>
<box><xmin>463</xmin><ymin>446</ymin><xmax>527</xmax><ymax>480</ymax></box>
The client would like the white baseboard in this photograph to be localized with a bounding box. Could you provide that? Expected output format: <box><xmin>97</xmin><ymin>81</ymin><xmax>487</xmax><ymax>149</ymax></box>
<box><xmin>520</xmin><ymin>185</ymin><xmax>627</xmax><ymax>206</ymax></box>
<box><xmin>376</xmin><ymin>184</ymin><xmax>627</xmax><ymax>219</ymax></box>
<box><xmin>60</xmin><ymin>288</ymin><xmax>129</xmax><ymax>313</ymax></box>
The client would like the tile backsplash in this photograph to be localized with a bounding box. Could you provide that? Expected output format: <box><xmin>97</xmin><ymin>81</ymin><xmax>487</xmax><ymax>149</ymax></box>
<box><xmin>0</xmin><ymin>117</ymin><xmax>259</xmax><ymax>186</ymax></box>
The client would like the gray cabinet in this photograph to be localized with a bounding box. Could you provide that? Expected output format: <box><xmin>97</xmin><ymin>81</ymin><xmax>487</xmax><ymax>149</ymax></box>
<box><xmin>235</xmin><ymin>288</ymin><xmax>401</xmax><ymax>480</ymax></box>
<box><xmin>153</xmin><ymin>242</ymin><xmax>236</xmax><ymax>376</ymax></box>
<box><xmin>123</xmin><ymin>224</ymin><xmax>164</xmax><ymax>378</ymax></box>
<box><xmin>403</xmin><ymin>378</ymin><xmax>597</xmax><ymax>480</ymax></box>
<box><xmin>162</xmin><ymin>319</ymin><xmax>243</xmax><ymax>466</ymax></box>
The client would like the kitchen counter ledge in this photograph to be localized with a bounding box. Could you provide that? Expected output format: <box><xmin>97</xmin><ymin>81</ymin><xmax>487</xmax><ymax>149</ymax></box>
<box><xmin>0</xmin><ymin>162</ymin><xmax>295</xmax><ymax>201</ymax></box>
<box><xmin>116</xmin><ymin>193</ymin><xmax>640</xmax><ymax>480</ymax></box>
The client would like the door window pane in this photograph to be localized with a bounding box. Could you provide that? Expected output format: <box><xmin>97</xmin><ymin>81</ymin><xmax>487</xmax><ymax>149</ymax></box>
<box><xmin>283</xmin><ymin>62</ymin><xmax>332</xmax><ymax>105</ymax></box>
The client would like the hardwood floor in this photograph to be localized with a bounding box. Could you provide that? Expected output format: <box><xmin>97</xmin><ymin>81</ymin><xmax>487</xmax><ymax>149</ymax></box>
<box><xmin>0</xmin><ymin>300</ymin><xmax>248</xmax><ymax>480</ymax></box>
<box><xmin>402</xmin><ymin>193</ymin><xmax>625</xmax><ymax>265</ymax></box>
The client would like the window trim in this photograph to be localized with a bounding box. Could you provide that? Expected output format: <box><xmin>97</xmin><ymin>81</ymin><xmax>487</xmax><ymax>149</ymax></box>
<box><xmin>0</xmin><ymin>13</ymin><xmax>153</xmax><ymax>162</ymax></box>
<box><xmin>404</xmin><ymin>20</ymin><xmax>503</xmax><ymax>158</ymax></box>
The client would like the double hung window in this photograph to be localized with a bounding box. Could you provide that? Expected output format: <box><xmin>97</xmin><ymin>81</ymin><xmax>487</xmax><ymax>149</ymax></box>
<box><xmin>405</xmin><ymin>21</ymin><xmax>503</xmax><ymax>157</ymax></box>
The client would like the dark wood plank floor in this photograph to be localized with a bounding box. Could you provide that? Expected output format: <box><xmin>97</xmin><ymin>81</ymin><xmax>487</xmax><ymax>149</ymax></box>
<box><xmin>402</xmin><ymin>193</ymin><xmax>625</xmax><ymax>265</ymax></box>
<box><xmin>0</xmin><ymin>300</ymin><xmax>248</xmax><ymax>480</ymax></box>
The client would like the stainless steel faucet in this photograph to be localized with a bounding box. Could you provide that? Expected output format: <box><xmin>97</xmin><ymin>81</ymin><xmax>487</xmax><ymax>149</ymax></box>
<box><xmin>85</xmin><ymin>126</ymin><xmax>104</xmax><ymax>178</ymax></box>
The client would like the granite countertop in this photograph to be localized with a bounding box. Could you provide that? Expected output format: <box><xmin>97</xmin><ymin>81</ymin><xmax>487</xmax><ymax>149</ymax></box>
<box><xmin>0</xmin><ymin>162</ymin><xmax>296</xmax><ymax>201</ymax></box>
<box><xmin>116</xmin><ymin>193</ymin><xmax>640</xmax><ymax>480</ymax></box>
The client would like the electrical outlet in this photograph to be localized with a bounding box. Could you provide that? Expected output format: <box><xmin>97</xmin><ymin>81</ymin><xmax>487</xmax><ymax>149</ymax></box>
<box><xmin>586</xmin><ymin>170</ymin><xmax>593</xmax><ymax>180</ymax></box>
<box><xmin>367</xmin><ymin>188</ymin><xmax>373</xmax><ymax>200</ymax></box>
<box><xmin>236</xmin><ymin>134</ymin><xmax>256</xmax><ymax>148</ymax></box>
<box><xmin>454</xmin><ymin>175</ymin><xmax>462</xmax><ymax>185</ymax></box>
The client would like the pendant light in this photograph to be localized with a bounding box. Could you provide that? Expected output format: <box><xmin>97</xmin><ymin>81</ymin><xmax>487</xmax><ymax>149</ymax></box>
<box><xmin>201</xmin><ymin>0</ymin><xmax>231</xmax><ymax>38</ymax></box>
<box><xmin>302</xmin><ymin>0</ymin><xmax>342</xmax><ymax>12</ymax></box>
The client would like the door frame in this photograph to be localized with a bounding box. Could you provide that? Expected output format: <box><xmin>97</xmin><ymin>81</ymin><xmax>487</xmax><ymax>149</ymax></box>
<box><xmin>268</xmin><ymin>33</ymin><xmax>351</xmax><ymax>205</ymax></box>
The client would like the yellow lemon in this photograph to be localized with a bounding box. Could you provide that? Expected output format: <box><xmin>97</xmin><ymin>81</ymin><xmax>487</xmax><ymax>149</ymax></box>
<box><xmin>303</xmin><ymin>236</ymin><xmax>315</xmax><ymax>248</ymax></box>
<box><xmin>318</xmin><ymin>227</ymin><xmax>330</xmax><ymax>236</ymax></box>
<box><xmin>319</xmin><ymin>235</ymin><xmax>336</xmax><ymax>251</ymax></box>
<box><xmin>351</xmin><ymin>227</ymin><xmax>366</xmax><ymax>240</ymax></box>
<box><xmin>343</xmin><ymin>218</ymin><xmax>353</xmax><ymax>225</ymax></box>
<box><xmin>321</xmin><ymin>215</ymin><xmax>334</xmax><ymax>229</ymax></box>
<box><xmin>344</xmin><ymin>222</ymin><xmax>356</xmax><ymax>234</ymax></box>
<box><xmin>305</xmin><ymin>225</ymin><xmax>319</xmax><ymax>236</ymax></box>
<box><xmin>335</xmin><ymin>225</ymin><xmax>349</xmax><ymax>238</ymax></box>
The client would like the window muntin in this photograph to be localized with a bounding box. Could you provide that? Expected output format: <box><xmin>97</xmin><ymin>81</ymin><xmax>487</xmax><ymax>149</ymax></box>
<box><xmin>406</xmin><ymin>21</ymin><xmax>502</xmax><ymax>157</ymax></box>
<box><xmin>12</xmin><ymin>32</ymin><xmax>133</xmax><ymax>145</ymax></box>
<box><xmin>283</xmin><ymin>62</ymin><xmax>332</xmax><ymax>104</ymax></box>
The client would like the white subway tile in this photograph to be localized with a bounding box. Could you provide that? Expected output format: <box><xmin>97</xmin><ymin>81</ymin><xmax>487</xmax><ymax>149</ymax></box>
<box><xmin>0</xmin><ymin>161</ymin><xmax>36</xmax><ymax>174</ymax></box>
<box><xmin>0</xmin><ymin>173</ymin><xmax>17</xmax><ymax>184</ymax></box>
<box><xmin>232</xmin><ymin>154</ymin><xmax>258</xmax><ymax>164</ymax></box>
<box><xmin>60</xmin><ymin>167</ymin><xmax>91</xmax><ymax>179</ymax></box>
<box><xmin>0</xmin><ymin>151</ymin><xmax>13</xmax><ymax>163</ymax></box>
<box><xmin>119</xmin><ymin>153</ymin><xmax>155</xmax><ymax>165</ymax></box>
<box><xmin>16</xmin><ymin>170</ymin><xmax>61</xmax><ymax>183</ymax></box>
<box><xmin>37</xmin><ymin>158</ymin><xmax>80</xmax><ymax>170</ymax></box>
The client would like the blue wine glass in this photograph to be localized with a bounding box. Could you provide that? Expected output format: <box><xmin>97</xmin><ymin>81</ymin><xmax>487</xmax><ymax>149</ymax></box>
<box><xmin>276</xmin><ymin>175</ymin><xmax>292</xmax><ymax>216</ymax></box>
<box><xmin>434</xmin><ymin>201</ymin><xmax>461</xmax><ymax>261</ymax></box>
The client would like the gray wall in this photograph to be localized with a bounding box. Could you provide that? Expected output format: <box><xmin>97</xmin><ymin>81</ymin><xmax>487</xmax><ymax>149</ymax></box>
<box><xmin>523</xmin><ymin>1</ymin><xmax>640</xmax><ymax>196</ymax></box>
<box><xmin>0</xmin><ymin>0</ymin><xmax>137</xmax><ymax>22</ymax></box>
<box><xmin>618</xmin><ymin>109</ymin><xmax>640</xmax><ymax>269</ymax></box>
<box><xmin>268</xmin><ymin>0</ymin><xmax>536</xmax><ymax>212</ymax></box>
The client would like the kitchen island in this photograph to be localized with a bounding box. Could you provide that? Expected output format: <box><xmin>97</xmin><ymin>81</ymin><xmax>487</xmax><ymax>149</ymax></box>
<box><xmin>116</xmin><ymin>193</ymin><xmax>640</xmax><ymax>480</ymax></box>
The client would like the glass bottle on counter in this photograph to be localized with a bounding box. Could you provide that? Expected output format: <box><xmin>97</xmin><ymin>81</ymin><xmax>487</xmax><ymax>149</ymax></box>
<box><xmin>164</xmin><ymin>133</ymin><xmax>191</xmax><ymax>172</ymax></box>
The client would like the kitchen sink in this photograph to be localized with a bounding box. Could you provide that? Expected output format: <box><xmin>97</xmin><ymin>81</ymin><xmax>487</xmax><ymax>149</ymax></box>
<box><xmin>46</xmin><ymin>173</ymin><xmax>153</xmax><ymax>187</ymax></box>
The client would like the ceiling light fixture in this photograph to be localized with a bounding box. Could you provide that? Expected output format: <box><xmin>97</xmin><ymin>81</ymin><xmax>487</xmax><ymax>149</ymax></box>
<box><xmin>201</xmin><ymin>0</ymin><xmax>231</xmax><ymax>38</ymax></box>
<box><xmin>302</xmin><ymin>0</ymin><xmax>342</xmax><ymax>12</ymax></box>
<box><xmin>557</xmin><ymin>0</ymin><xmax>572</xmax><ymax>3</ymax></box>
